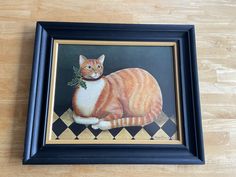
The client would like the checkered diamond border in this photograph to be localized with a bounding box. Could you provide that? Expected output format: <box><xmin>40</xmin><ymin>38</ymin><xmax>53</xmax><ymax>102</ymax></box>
<box><xmin>51</xmin><ymin>109</ymin><xmax>178</xmax><ymax>141</ymax></box>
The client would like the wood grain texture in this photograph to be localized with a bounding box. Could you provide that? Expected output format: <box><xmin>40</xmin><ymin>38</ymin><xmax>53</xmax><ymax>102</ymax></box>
<box><xmin>0</xmin><ymin>0</ymin><xmax>235</xmax><ymax>176</ymax></box>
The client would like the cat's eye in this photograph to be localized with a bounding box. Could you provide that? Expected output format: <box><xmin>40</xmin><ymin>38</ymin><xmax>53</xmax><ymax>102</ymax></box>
<box><xmin>87</xmin><ymin>65</ymin><xmax>92</xmax><ymax>69</ymax></box>
<box><xmin>97</xmin><ymin>65</ymin><xmax>101</xmax><ymax>68</ymax></box>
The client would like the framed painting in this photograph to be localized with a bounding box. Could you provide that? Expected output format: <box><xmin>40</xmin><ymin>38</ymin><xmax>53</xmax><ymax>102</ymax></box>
<box><xmin>23</xmin><ymin>22</ymin><xmax>204</xmax><ymax>164</ymax></box>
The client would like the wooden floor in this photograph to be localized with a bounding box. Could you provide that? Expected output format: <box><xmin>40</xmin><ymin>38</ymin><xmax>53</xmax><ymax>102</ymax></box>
<box><xmin>0</xmin><ymin>0</ymin><xmax>236</xmax><ymax>176</ymax></box>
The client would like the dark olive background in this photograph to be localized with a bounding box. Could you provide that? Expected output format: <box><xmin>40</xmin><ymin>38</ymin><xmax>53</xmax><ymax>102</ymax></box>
<box><xmin>54</xmin><ymin>44</ymin><xmax>176</xmax><ymax>118</ymax></box>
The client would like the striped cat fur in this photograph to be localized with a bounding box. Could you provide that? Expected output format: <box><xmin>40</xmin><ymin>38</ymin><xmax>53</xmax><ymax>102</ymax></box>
<box><xmin>72</xmin><ymin>55</ymin><xmax>162</xmax><ymax>130</ymax></box>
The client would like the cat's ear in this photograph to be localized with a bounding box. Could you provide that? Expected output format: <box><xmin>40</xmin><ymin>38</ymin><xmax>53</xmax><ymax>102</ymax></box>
<box><xmin>79</xmin><ymin>55</ymin><xmax>87</xmax><ymax>65</ymax></box>
<box><xmin>98</xmin><ymin>54</ymin><xmax>105</xmax><ymax>64</ymax></box>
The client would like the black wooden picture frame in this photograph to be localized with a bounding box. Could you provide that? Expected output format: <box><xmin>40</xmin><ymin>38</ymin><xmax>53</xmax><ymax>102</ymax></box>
<box><xmin>23</xmin><ymin>22</ymin><xmax>204</xmax><ymax>164</ymax></box>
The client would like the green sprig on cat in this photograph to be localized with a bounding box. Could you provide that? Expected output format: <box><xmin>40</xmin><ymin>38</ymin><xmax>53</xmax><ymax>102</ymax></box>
<box><xmin>67</xmin><ymin>66</ymin><xmax>87</xmax><ymax>89</ymax></box>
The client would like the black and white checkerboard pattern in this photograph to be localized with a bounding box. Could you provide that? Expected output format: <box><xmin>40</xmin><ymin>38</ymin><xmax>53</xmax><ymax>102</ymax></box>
<box><xmin>51</xmin><ymin>109</ymin><xmax>178</xmax><ymax>141</ymax></box>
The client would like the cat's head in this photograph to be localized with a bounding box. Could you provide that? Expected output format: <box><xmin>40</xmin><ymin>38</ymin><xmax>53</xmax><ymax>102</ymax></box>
<box><xmin>79</xmin><ymin>54</ymin><xmax>105</xmax><ymax>80</ymax></box>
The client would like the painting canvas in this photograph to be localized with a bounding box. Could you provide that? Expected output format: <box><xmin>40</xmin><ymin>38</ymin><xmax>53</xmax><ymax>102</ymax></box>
<box><xmin>46</xmin><ymin>40</ymin><xmax>182</xmax><ymax>144</ymax></box>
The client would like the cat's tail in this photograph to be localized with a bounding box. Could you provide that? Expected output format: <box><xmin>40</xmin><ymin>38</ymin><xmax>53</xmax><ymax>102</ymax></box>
<box><xmin>110</xmin><ymin>101</ymin><xmax>162</xmax><ymax>129</ymax></box>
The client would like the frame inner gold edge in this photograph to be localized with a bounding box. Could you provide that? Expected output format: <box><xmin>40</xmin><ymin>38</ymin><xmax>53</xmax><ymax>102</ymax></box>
<box><xmin>46</xmin><ymin>40</ymin><xmax>182</xmax><ymax>145</ymax></box>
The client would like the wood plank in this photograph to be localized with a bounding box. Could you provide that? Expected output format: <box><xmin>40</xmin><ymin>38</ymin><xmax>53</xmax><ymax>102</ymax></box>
<box><xmin>0</xmin><ymin>0</ymin><xmax>235</xmax><ymax>176</ymax></box>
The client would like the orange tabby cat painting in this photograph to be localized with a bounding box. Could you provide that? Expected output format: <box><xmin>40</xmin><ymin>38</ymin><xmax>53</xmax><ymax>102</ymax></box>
<box><xmin>72</xmin><ymin>55</ymin><xmax>163</xmax><ymax>130</ymax></box>
<box><xmin>46</xmin><ymin>40</ymin><xmax>182</xmax><ymax>144</ymax></box>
